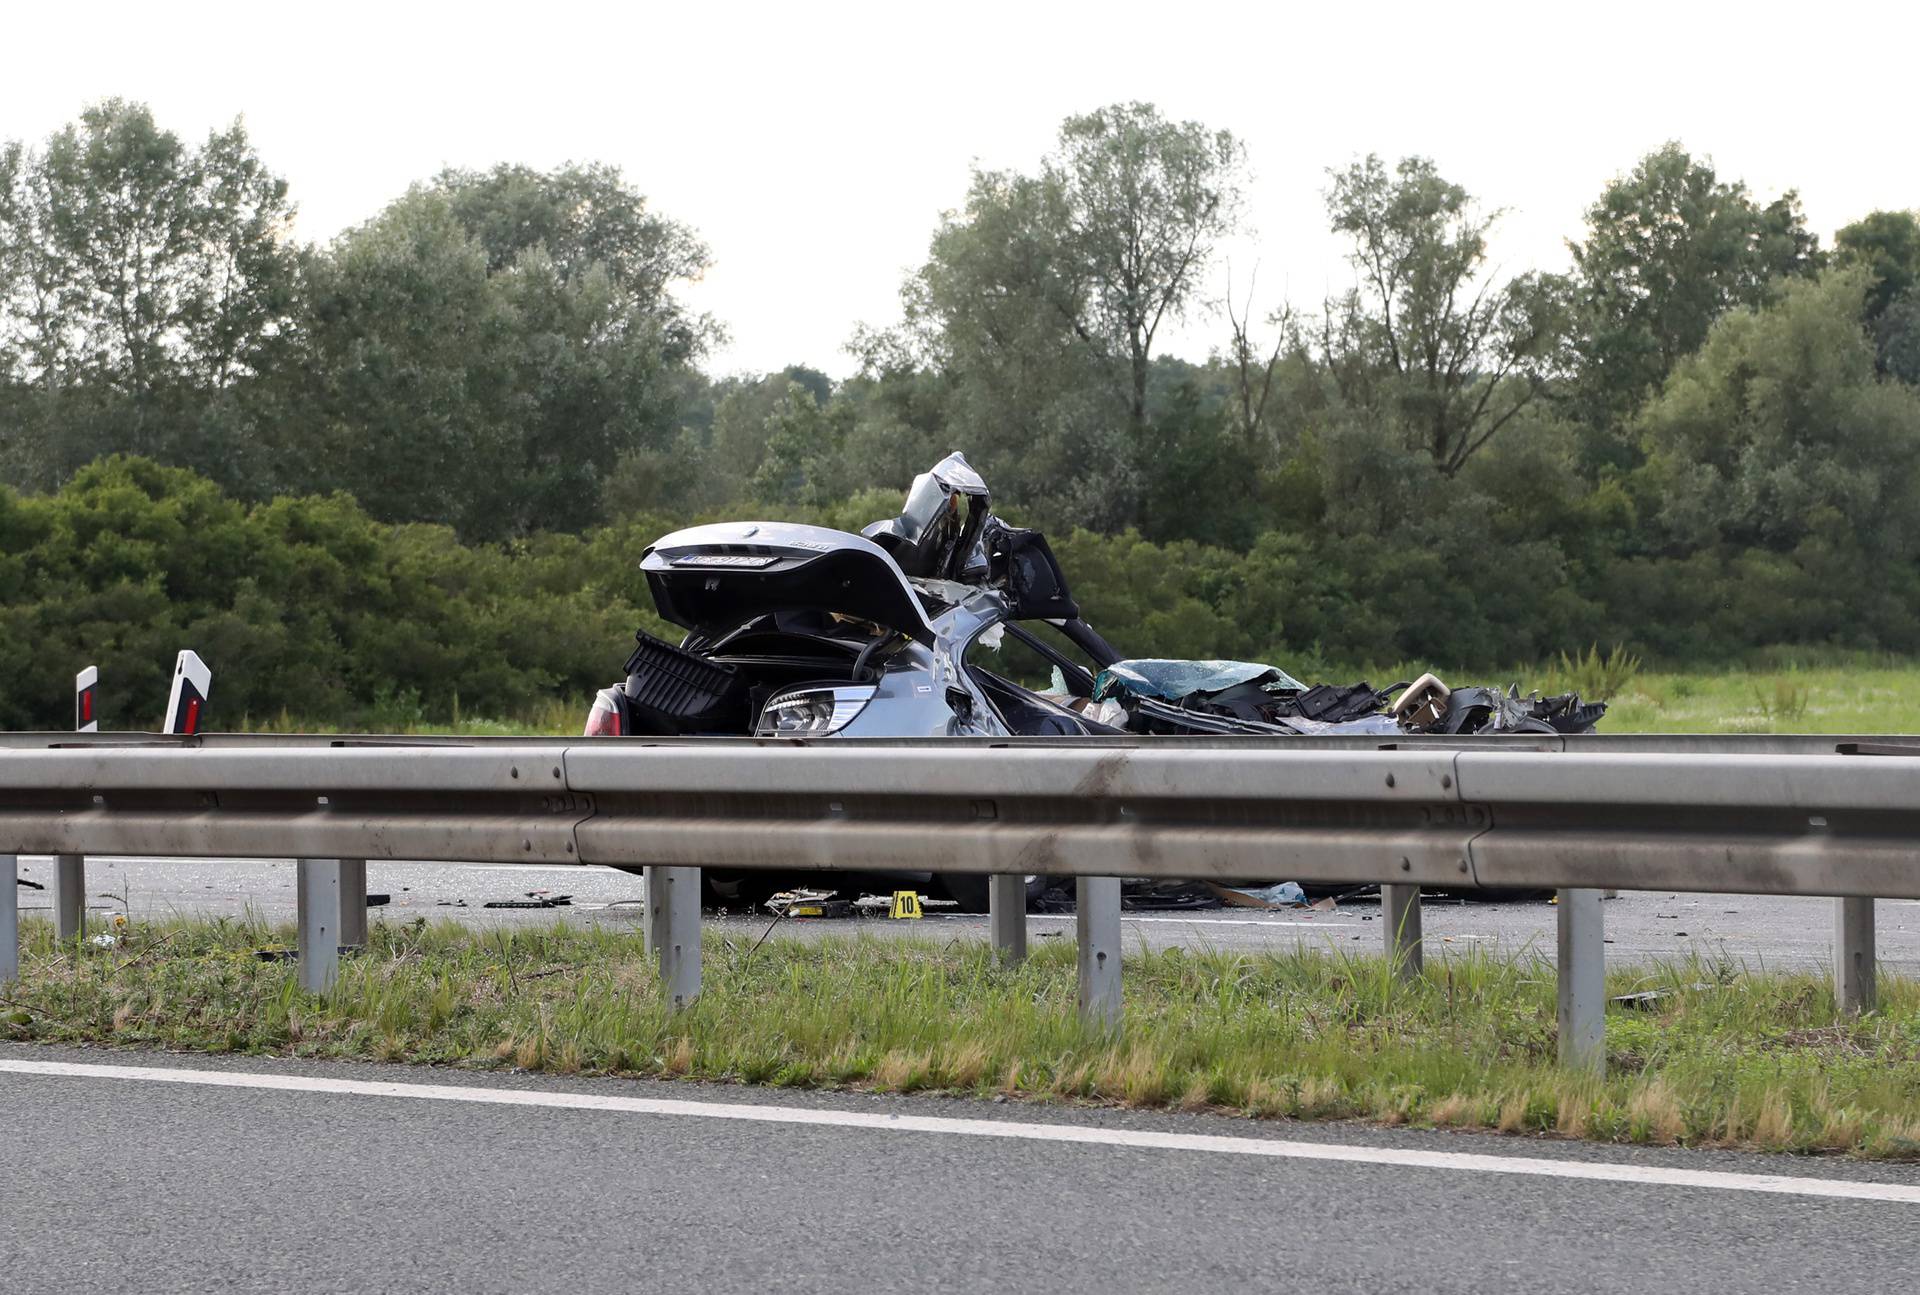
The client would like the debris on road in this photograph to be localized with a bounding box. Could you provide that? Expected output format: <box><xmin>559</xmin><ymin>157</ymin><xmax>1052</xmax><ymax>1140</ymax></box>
<box><xmin>766</xmin><ymin>889</ymin><xmax>850</xmax><ymax>919</ymax></box>
<box><xmin>1123</xmin><ymin>880</ymin><xmax>1220</xmax><ymax>910</ymax></box>
<box><xmin>14</xmin><ymin>877</ymin><xmax>44</xmax><ymax>890</ymax></box>
<box><xmin>483</xmin><ymin>892</ymin><xmax>574</xmax><ymax>909</ymax></box>
<box><xmin>1205</xmin><ymin>881</ymin><xmax>1307</xmax><ymax>909</ymax></box>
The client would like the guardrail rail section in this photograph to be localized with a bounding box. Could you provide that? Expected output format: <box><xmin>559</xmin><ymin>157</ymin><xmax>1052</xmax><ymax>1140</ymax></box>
<box><xmin>2</xmin><ymin>732</ymin><xmax>1916</xmax><ymax>1071</ymax></box>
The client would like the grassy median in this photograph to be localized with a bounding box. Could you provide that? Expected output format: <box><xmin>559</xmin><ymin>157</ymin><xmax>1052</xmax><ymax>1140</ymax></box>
<box><xmin>5</xmin><ymin>914</ymin><xmax>1920</xmax><ymax>1158</ymax></box>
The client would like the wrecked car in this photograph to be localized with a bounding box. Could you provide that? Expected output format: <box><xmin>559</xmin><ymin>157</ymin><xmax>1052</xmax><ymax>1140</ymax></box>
<box><xmin>584</xmin><ymin>452</ymin><xmax>1604</xmax><ymax>909</ymax></box>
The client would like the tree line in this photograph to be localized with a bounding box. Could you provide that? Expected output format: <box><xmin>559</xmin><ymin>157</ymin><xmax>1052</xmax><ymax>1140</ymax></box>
<box><xmin>4</xmin><ymin>100</ymin><xmax>1920</xmax><ymax>727</ymax></box>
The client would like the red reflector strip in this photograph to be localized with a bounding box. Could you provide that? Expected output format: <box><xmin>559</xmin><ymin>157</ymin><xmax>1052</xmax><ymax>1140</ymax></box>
<box><xmin>184</xmin><ymin>697</ymin><xmax>201</xmax><ymax>736</ymax></box>
<box><xmin>81</xmin><ymin>691</ymin><xmax>93</xmax><ymax>722</ymax></box>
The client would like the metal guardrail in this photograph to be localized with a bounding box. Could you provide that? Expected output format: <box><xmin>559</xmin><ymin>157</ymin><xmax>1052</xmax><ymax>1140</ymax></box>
<box><xmin>3</xmin><ymin>731</ymin><xmax>1917</xmax><ymax>1071</ymax></box>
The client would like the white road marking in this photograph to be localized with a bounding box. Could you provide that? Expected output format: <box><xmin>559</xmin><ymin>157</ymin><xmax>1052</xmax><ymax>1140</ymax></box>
<box><xmin>3</xmin><ymin>1057</ymin><xmax>1916</xmax><ymax>1205</ymax></box>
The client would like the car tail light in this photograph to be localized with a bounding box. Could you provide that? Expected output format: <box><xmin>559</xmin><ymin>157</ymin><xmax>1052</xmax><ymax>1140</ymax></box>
<box><xmin>755</xmin><ymin>685</ymin><xmax>875</xmax><ymax>736</ymax></box>
<box><xmin>583</xmin><ymin>689</ymin><xmax>624</xmax><ymax>737</ymax></box>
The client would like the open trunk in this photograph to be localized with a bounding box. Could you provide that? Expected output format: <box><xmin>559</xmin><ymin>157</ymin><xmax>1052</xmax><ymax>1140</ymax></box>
<box><xmin>611</xmin><ymin>615</ymin><xmax>881</xmax><ymax>737</ymax></box>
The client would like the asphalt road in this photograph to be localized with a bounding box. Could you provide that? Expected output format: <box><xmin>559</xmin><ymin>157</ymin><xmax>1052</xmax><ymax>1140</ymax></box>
<box><xmin>12</xmin><ymin>853</ymin><xmax>1917</xmax><ymax>972</ymax></box>
<box><xmin>2</xmin><ymin>1041</ymin><xmax>1917</xmax><ymax>1293</ymax></box>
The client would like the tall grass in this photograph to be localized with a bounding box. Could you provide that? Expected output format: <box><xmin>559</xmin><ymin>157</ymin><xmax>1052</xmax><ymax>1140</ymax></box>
<box><xmin>6</xmin><ymin>916</ymin><xmax>1920</xmax><ymax>1158</ymax></box>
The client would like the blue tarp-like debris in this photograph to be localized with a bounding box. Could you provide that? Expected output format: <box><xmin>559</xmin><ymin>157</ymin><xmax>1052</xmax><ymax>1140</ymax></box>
<box><xmin>1092</xmin><ymin>658</ymin><xmax>1306</xmax><ymax>703</ymax></box>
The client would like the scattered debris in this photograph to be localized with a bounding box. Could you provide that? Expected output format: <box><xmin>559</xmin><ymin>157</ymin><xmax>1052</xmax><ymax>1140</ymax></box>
<box><xmin>87</xmin><ymin>933</ymin><xmax>118</xmax><ymax>948</ymax></box>
<box><xmin>1612</xmin><ymin>983</ymin><xmax>1717</xmax><ymax>1009</ymax></box>
<box><xmin>765</xmin><ymin>889</ymin><xmax>848</xmax><ymax>918</ymax></box>
<box><xmin>1206</xmin><ymin>881</ymin><xmax>1307</xmax><ymax>909</ymax></box>
<box><xmin>1123</xmin><ymin>880</ymin><xmax>1220</xmax><ymax>910</ymax></box>
<box><xmin>367</xmin><ymin>894</ymin><xmax>391</xmax><ymax>907</ymax></box>
<box><xmin>14</xmin><ymin>877</ymin><xmax>44</xmax><ymax>890</ymax></box>
<box><xmin>483</xmin><ymin>891</ymin><xmax>572</xmax><ymax>909</ymax></box>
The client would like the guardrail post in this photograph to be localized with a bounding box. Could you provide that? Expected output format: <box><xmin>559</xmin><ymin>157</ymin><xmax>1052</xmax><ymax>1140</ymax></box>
<box><xmin>53</xmin><ymin>853</ymin><xmax>85</xmax><ymax>941</ymax></box>
<box><xmin>1382</xmin><ymin>883</ymin><xmax>1423</xmax><ymax>978</ymax></box>
<box><xmin>1556</xmin><ymin>887</ymin><xmax>1605</xmax><ymax>1073</ymax></box>
<box><xmin>989</xmin><ymin>874</ymin><xmax>1027</xmax><ymax>965</ymax></box>
<box><xmin>1835</xmin><ymin>897</ymin><xmax>1876</xmax><ymax>1014</ymax></box>
<box><xmin>2</xmin><ymin>854</ymin><xmax>17</xmax><ymax>986</ymax></box>
<box><xmin>1076</xmin><ymin>875</ymin><xmax>1121</xmax><ymax>1030</ymax></box>
<box><xmin>338</xmin><ymin>858</ymin><xmax>368</xmax><ymax>948</ymax></box>
<box><xmin>644</xmin><ymin>866</ymin><xmax>701</xmax><ymax>1010</ymax></box>
<box><xmin>296</xmin><ymin>858</ymin><xmax>343</xmax><ymax>993</ymax></box>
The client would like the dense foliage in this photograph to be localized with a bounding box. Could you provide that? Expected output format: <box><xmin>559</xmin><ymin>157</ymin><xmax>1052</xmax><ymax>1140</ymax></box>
<box><xmin>4</xmin><ymin>100</ymin><xmax>1920</xmax><ymax>728</ymax></box>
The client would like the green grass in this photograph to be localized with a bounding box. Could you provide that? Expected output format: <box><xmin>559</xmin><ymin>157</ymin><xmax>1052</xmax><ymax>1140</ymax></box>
<box><xmin>8</xmin><ymin>915</ymin><xmax>1920</xmax><ymax>1158</ymax></box>
<box><xmin>232</xmin><ymin>694</ymin><xmax>587</xmax><ymax>738</ymax></box>
<box><xmin>1598</xmin><ymin>667</ymin><xmax>1920</xmax><ymax>735</ymax></box>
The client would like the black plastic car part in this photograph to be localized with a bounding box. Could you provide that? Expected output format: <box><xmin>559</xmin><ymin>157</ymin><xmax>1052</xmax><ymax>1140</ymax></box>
<box><xmin>622</xmin><ymin>628</ymin><xmax>751</xmax><ymax>735</ymax></box>
<box><xmin>986</xmin><ymin>522</ymin><xmax>1079</xmax><ymax>620</ymax></box>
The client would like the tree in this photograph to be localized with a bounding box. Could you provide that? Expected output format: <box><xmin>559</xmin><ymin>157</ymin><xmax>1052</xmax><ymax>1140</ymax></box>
<box><xmin>1047</xmin><ymin>103</ymin><xmax>1244</xmax><ymax>442</ymax></box>
<box><xmin>434</xmin><ymin>162</ymin><xmax>713</xmax><ymax>362</ymax></box>
<box><xmin>1220</xmin><ymin>265</ymin><xmax>1294</xmax><ymax>448</ymax></box>
<box><xmin>1834</xmin><ymin>211</ymin><xmax>1920</xmax><ymax>383</ymax></box>
<box><xmin>750</xmin><ymin>380</ymin><xmax>856</xmax><ymax>506</ymax></box>
<box><xmin>286</xmin><ymin>190</ymin><xmax>519</xmax><ymax>533</ymax></box>
<box><xmin>1874</xmin><ymin>297</ymin><xmax>1920</xmax><ymax>386</ymax></box>
<box><xmin>887</xmin><ymin>102</ymin><xmax>1244</xmax><ymax>531</ymax></box>
<box><xmin>1569</xmin><ymin>142</ymin><xmax>1820</xmax><ymax>433</ymax></box>
<box><xmin>1634</xmin><ymin>268</ymin><xmax>1920</xmax><ymax>560</ymax></box>
<box><xmin>1834</xmin><ymin>210</ymin><xmax>1920</xmax><ymax>322</ymax></box>
<box><xmin>0</xmin><ymin>101</ymin><xmax>299</xmax><ymax>487</ymax></box>
<box><xmin>1320</xmin><ymin>155</ymin><xmax>1568</xmax><ymax>476</ymax></box>
<box><xmin>283</xmin><ymin>165</ymin><xmax>713</xmax><ymax>536</ymax></box>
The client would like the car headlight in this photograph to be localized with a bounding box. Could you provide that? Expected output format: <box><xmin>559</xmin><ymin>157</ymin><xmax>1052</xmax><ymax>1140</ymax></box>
<box><xmin>756</xmin><ymin>685</ymin><xmax>876</xmax><ymax>736</ymax></box>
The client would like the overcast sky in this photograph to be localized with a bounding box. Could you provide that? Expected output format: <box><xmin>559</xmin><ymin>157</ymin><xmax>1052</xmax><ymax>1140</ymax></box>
<box><xmin>8</xmin><ymin>1</ymin><xmax>1914</xmax><ymax>377</ymax></box>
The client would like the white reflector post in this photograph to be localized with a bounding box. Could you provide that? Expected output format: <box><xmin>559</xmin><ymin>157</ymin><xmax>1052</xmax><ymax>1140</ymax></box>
<box><xmin>163</xmin><ymin>650</ymin><xmax>211</xmax><ymax>735</ymax></box>
<box><xmin>75</xmin><ymin>665</ymin><xmax>99</xmax><ymax>732</ymax></box>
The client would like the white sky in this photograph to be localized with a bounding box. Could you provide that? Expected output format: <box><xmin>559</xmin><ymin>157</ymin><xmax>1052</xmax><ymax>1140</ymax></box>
<box><xmin>7</xmin><ymin>1</ymin><xmax>1915</xmax><ymax>378</ymax></box>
